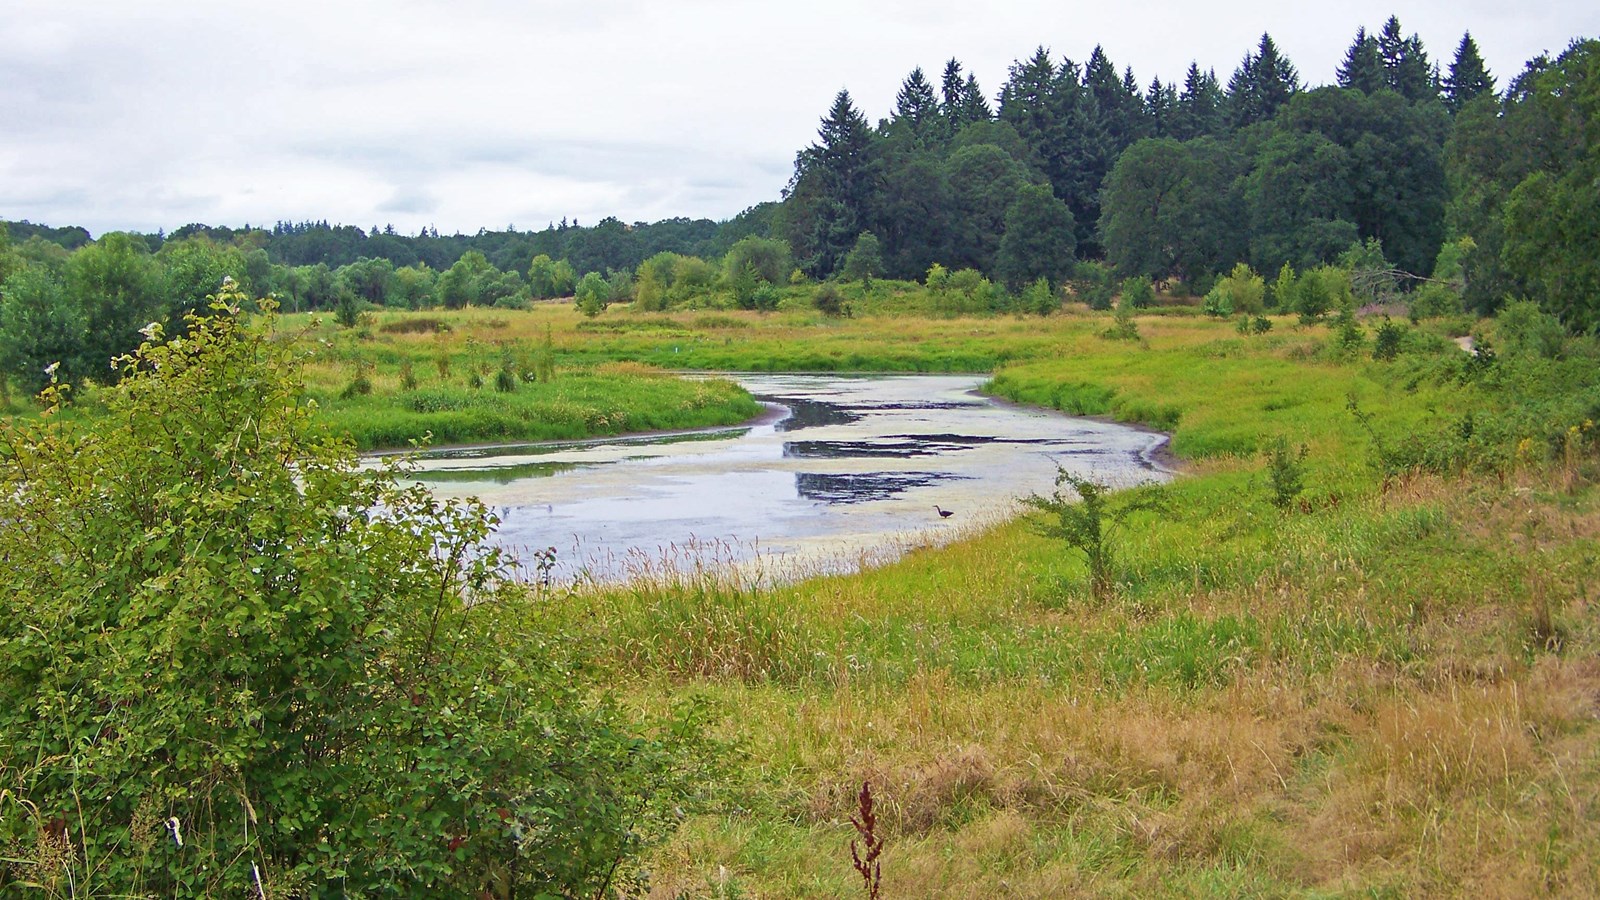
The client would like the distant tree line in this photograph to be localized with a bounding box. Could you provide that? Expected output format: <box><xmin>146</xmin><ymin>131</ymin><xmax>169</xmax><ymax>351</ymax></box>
<box><xmin>2</xmin><ymin>17</ymin><xmax>1595</xmax><ymax>393</ymax></box>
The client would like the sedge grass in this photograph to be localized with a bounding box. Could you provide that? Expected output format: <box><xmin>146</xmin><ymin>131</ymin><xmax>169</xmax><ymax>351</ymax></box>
<box><xmin>505</xmin><ymin>305</ymin><xmax>1600</xmax><ymax>898</ymax></box>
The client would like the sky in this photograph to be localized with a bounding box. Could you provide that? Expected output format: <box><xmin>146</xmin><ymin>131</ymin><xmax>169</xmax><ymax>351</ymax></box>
<box><xmin>1</xmin><ymin>1</ymin><xmax>1594</xmax><ymax>238</ymax></box>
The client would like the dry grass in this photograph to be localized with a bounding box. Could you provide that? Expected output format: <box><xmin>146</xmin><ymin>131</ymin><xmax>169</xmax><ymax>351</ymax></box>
<box><xmin>604</xmin><ymin>461</ymin><xmax>1600</xmax><ymax>898</ymax></box>
<box><xmin>326</xmin><ymin>306</ymin><xmax>1599</xmax><ymax>897</ymax></box>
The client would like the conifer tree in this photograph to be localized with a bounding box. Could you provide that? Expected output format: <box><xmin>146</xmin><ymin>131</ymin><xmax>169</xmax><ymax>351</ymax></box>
<box><xmin>999</xmin><ymin>47</ymin><xmax>1060</xmax><ymax>147</ymax></box>
<box><xmin>1174</xmin><ymin>63</ymin><xmax>1226</xmax><ymax>139</ymax></box>
<box><xmin>1084</xmin><ymin>47</ymin><xmax>1147</xmax><ymax>150</ymax></box>
<box><xmin>892</xmin><ymin>67</ymin><xmax>940</xmax><ymax>139</ymax></box>
<box><xmin>960</xmin><ymin>73</ymin><xmax>993</xmax><ymax>123</ymax></box>
<box><xmin>788</xmin><ymin>90</ymin><xmax>877</xmax><ymax>276</ymax></box>
<box><xmin>941</xmin><ymin>59</ymin><xmax>991</xmax><ymax>131</ymax></box>
<box><xmin>1337</xmin><ymin>27</ymin><xmax>1386</xmax><ymax>93</ymax></box>
<box><xmin>1444</xmin><ymin>32</ymin><xmax>1496</xmax><ymax>113</ymax></box>
<box><xmin>941</xmin><ymin>58</ymin><xmax>966</xmax><ymax>118</ymax></box>
<box><xmin>1146</xmin><ymin>76</ymin><xmax>1179</xmax><ymax>137</ymax></box>
<box><xmin>1121</xmin><ymin>67</ymin><xmax>1153</xmax><ymax>141</ymax></box>
<box><xmin>1377</xmin><ymin>16</ymin><xmax>1438</xmax><ymax>102</ymax></box>
<box><xmin>1228</xmin><ymin>34</ymin><xmax>1300</xmax><ymax>127</ymax></box>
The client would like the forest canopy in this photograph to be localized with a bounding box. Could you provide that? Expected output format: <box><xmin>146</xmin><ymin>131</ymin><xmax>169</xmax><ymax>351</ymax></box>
<box><xmin>2</xmin><ymin>20</ymin><xmax>1596</xmax><ymax>394</ymax></box>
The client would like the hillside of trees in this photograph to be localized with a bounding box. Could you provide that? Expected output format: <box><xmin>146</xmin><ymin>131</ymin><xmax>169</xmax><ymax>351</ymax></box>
<box><xmin>2</xmin><ymin>17</ymin><xmax>1596</xmax><ymax>393</ymax></box>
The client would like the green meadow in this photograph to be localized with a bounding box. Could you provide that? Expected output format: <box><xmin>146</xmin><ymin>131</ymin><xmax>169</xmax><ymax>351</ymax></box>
<box><xmin>304</xmin><ymin>298</ymin><xmax>1599</xmax><ymax>897</ymax></box>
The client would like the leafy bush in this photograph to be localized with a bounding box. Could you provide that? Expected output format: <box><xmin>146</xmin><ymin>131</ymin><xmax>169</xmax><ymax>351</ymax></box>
<box><xmin>1071</xmin><ymin>261</ymin><xmax>1116</xmax><ymax>310</ymax></box>
<box><xmin>1495</xmin><ymin>299</ymin><xmax>1566</xmax><ymax>359</ymax></box>
<box><xmin>1118</xmin><ymin>276</ymin><xmax>1154</xmax><ymax>310</ymax></box>
<box><xmin>334</xmin><ymin>288</ymin><xmax>361</xmax><ymax>327</ymax></box>
<box><xmin>1202</xmin><ymin>286</ymin><xmax>1233</xmax><ymax>317</ymax></box>
<box><xmin>814</xmin><ymin>283</ymin><xmax>849</xmax><ymax>317</ymax></box>
<box><xmin>1295</xmin><ymin>265</ymin><xmax>1350</xmax><ymax>323</ymax></box>
<box><xmin>1102</xmin><ymin>292</ymin><xmax>1141</xmax><ymax>341</ymax></box>
<box><xmin>1408</xmin><ymin>282</ymin><xmax>1462</xmax><ymax>320</ymax></box>
<box><xmin>1024</xmin><ymin>469</ymin><xmax>1164</xmax><ymax>601</ymax></box>
<box><xmin>575</xmin><ymin>271</ymin><xmax>610</xmax><ymax>317</ymax></box>
<box><xmin>1022</xmin><ymin>277</ymin><xmax>1057</xmax><ymax>316</ymax></box>
<box><xmin>1209</xmin><ymin>263</ymin><xmax>1266</xmax><ymax>315</ymax></box>
<box><xmin>1262</xmin><ymin>435</ymin><xmax>1310</xmax><ymax>509</ymax></box>
<box><xmin>1372</xmin><ymin>316</ymin><xmax>1406</xmax><ymax>361</ymax></box>
<box><xmin>0</xmin><ymin>292</ymin><xmax>696</xmax><ymax>897</ymax></box>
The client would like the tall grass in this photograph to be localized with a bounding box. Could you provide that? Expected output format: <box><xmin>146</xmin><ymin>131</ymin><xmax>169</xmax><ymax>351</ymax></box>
<box><xmin>283</xmin><ymin>304</ymin><xmax>1600</xmax><ymax>896</ymax></box>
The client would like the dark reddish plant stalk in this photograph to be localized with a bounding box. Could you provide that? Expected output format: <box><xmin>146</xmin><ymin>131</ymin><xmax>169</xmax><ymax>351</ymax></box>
<box><xmin>849</xmin><ymin>780</ymin><xmax>883</xmax><ymax>899</ymax></box>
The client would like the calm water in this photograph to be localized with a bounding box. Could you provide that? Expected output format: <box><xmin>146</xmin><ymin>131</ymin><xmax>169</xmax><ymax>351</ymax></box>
<box><xmin>393</xmin><ymin>374</ymin><xmax>1172</xmax><ymax>583</ymax></box>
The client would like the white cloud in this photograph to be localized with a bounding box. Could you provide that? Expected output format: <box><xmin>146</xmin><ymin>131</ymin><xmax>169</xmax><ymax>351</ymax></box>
<box><xmin>1</xmin><ymin>0</ymin><xmax>1594</xmax><ymax>236</ymax></box>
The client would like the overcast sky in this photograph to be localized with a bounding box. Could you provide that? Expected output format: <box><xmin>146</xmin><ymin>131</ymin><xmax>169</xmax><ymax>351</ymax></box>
<box><xmin>2</xmin><ymin>1</ymin><xmax>1593</xmax><ymax>238</ymax></box>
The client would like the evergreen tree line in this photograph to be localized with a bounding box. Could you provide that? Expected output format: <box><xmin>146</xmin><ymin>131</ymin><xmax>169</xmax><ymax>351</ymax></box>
<box><xmin>782</xmin><ymin>17</ymin><xmax>1520</xmax><ymax>293</ymax></box>
<box><xmin>1</xmin><ymin>17</ymin><xmax>1595</xmax><ymax>395</ymax></box>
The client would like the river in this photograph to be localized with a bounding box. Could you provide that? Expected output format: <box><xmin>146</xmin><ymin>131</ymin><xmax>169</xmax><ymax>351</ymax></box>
<box><xmin>394</xmin><ymin>373</ymin><xmax>1172</xmax><ymax>584</ymax></box>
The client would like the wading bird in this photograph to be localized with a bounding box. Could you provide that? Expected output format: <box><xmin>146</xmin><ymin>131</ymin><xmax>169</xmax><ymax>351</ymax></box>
<box><xmin>934</xmin><ymin>505</ymin><xmax>954</xmax><ymax>518</ymax></box>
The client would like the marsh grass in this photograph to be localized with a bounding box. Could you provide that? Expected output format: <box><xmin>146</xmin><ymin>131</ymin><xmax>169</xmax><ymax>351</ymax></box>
<box><xmin>178</xmin><ymin>305</ymin><xmax>1600</xmax><ymax>895</ymax></box>
<box><xmin>452</xmin><ymin>306</ymin><xmax>1600</xmax><ymax>898</ymax></box>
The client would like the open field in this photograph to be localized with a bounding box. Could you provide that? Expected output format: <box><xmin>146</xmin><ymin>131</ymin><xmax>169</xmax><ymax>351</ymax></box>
<box><xmin>16</xmin><ymin>298</ymin><xmax>1597</xmax><ymax>896</ymax></box>
<box><xmin>440</xmin><ymin>300</ymin><xmax>1598</xmax><ymax>897</ymax></box>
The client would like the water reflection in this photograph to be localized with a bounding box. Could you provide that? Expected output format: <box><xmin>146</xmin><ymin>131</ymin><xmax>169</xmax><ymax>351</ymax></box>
<box><xmin>794</xmin><ymin>471</ymin><xmax>964</xmax><ymax>503</ymax></box>
<box><xmin>392</xmin><ymin>374</ymin><xmax>1172</xmax><ymax>582</ymax></box>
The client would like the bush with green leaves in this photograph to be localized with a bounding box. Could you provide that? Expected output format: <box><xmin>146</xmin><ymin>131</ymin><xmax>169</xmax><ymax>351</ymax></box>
<box><xmin>1102</xmin><ymin>293</ymin><xmax>1141</xmax><ymax>341</ymax></box>
<box><xmin>574</xmin><ymin>270</ymin><xmax>610</xmax><ymax>317</ymax></box>
<box><xmin>814</xmin><ymin>282</ymin><xmax>848</xmax><ymax>317</ymax></box>
<box><xmin>1118</xmin><ymin>276</ymin><xmax>1154</xmax><ymax>310</ymax></box>
<box><xmin>1494</xmin><ymin>299</ymin><xmax>1566</xmax><ymax>360</ymax></box>
<box><xmin>1071</xmin><ymin>260</ymin><xmax>1116</xmax><ymax>310</ymax></box>
<box><xmin>1209</xmin><ymin>263</ymin><xmax>1266</xmax><ymax>315</ymax></box>
<box><xmin>1021</xmin><ymin>277</ymin><xmax>1057</xmax><ymax>316</ymax></box>
<box><xmin>1262</xmin><ymin>435</ymin><xmax>1310</xmax><ymax>509</ymax></box>
<box><xmin>0</xmin><ymin>291</ymin><xmax>697</xmax><ymax>897</ymax></box>
<box><xmin>1024</xmin><ymin>469</ymin><xmax>1164</xmax><ymax>601</ymax></box>
<box><xmin>1294</xmin><ymin>265</ymin><xmax>1350</xmax><ymax>323</ymax></box>
<box><xmin>1372</xmin><ymin>316</ymin><xmax>1406</xmax><ymax>361</ymax></box>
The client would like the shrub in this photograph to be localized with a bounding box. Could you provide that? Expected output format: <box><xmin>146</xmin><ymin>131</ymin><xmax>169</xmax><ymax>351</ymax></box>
<box><xmin>334</xmin><ymin>288</ymin><xmax>361</xmax><ymax>327</ymax></box>
<box><xmin>1072</xmin><ymin>260</ymin><xmax>1116</xmax><ymax>310</ymax></box>
<box><xmin>1495</xmin><ymin>299</ymin><xmax>1566</xmax><ymax>360</ymax></box>
<box><xmin>1267</xmin><ymin>262</ymin><xmax>1297</xmax><ymax>311</ymax></box>
<box><xmin>0</xmin><ymin>292</ymin><xmax>697</xmax><ymax>896</ymax></box>
<box><xmin>1408</xmin><ymin>282</ymin><xmax>1462</xmax><ymax>320</ymax></box>
<box><xmin>1118</xmin><ymin>276</ymin><xmax>1154</xmax><ymax>310</ymax></box>
<box><xmin>575</xmin><ymin>271</ymin><xmax>610</xmax><ymax>317</ymax></box>
<box><xmin>495</xmin><ymin>364</ymin><xmax>518</xmax><ymax>392</ymax></box>
<box><xmin>1372</xmin><ymin>316</ymin><xmax>1405</xmax><ymax>361</ymax></box>
<box><xmin>1022</xmin><ymin>277</ymin><xmax>1057</xmax><ymax>316</ymax></box>
<box><xmin>1210</xmin><ymin>263</ymin><xmax>1266</xmax><ymax>315</ymax></box>
<box><xmin>1332</xmin><ymin>301</ymin><xmax>1365</xmax><ymax>354</ymax></box>
<box><xmin>339</xmin><ymin>360</ymin><xmax>373</xmax><ymax>398</ymax></box>
<box><xmin>751</xmin><ymin>283</ymin><xmax>781</xmax><ymax>312</ymax></box>
<box><xmin>1024</xmin><ymin>469</ymin><xmax>1164</xmax><ymax>601</ymax></box>
<box><xmin>1295</xmin><ymin>266</ymin><xmax>1350</xmax><ymax>323</ymax></box>
<box><xmin>1202</xmin><ymin>286</ymin><xmax>1232</xmax><ymax>317</ymax></box>
<box><xmin>1103</xmin><ymin>292</ymin><xmax>1140</xmax><ymax>341</ymax></box>
<box><xmin>814</xmin><ymin>283</ymin><xmax>849</xmax><ymax>317</ymax></box>
<box><xmin>1262</xmin><ymin>435</ymin><xmax>1310</xmax><ymax>509</ymax></box>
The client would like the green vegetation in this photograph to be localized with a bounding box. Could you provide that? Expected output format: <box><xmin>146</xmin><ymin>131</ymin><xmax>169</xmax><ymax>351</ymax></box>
<box><xmin>540</xmin><ymin>306</ymin><xmax>1598</xmax><ymax>897</ymax></box>
<box><xmin>4</xmin><ymin>282</ymin><xmax>1599</xmax><ymax>896</ymax></box>
<box><xmin>2</xmin><ymin>14</ymin><xmax>1598</xmax><ymax>899</ymax></box>
<box><xmin>295</xmin><ymin>310</ymin><xmax>762</xmax><ymax>450</ymax></box>
<box><xmin>0</xmin><ymin>293</ymin><xmax>703</xmax><ymax>896</ymax></box>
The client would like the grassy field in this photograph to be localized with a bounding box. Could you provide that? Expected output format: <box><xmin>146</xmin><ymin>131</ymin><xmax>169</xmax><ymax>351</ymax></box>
<box><xmin>286</xmin><ymin>307</ymin><xmax>765</xmax><ymax>449</ymax></box>
<box><xmin>419</xmin><ymin>298</ymin><xmax>1600</xmax><ymax>898</ymax></box>
<box><xmin>38</xmin><ymin>296</ymin><xmax>1593</xmax><ymax>895</ymax></box>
